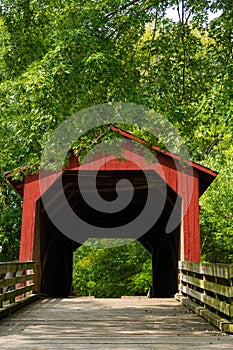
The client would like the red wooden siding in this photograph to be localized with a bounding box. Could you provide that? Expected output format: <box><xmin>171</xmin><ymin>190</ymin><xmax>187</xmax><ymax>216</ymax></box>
<box><xmin>19</xmin><ymin>143</ymin><xmax>203</xmax><ymax>262</ymax></box>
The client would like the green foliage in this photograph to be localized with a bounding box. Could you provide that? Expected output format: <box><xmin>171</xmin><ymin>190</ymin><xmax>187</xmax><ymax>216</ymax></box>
<box><xmin>0</xmin><ymin>0</ymin><xmax>232</xmax><ymax>269</ymax></box>
<box><xmin>200</xmin><ymin>141</ymin><xmax>233</xmax><ymax>263</ymax></box>
<box><xmin>130</xmin><ymin>258</ymin><xmax>152</xmax><ymax>294</ymax></box>
<box><xmin>73</xmin><ymin>240</ymin><xmax>152</xmax><ymax>297</ymax></box>
<box><xmin>0</xmin><ymin>179</ymin><xmax>21</xmax><ymax>261</ymax></box>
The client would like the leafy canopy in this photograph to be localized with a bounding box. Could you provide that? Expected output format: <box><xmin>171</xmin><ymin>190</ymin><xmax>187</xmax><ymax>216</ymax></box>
<box><xmin>0</xmin><ymin>1</ymin><xmax>232</xmax><ymax>271</ymax></box>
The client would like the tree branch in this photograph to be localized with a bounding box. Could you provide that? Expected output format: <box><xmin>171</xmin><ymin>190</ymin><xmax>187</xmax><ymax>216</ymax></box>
<box><xmin>106</xmin><ymin>0</ymin><xmax>142</xmax><ymax>19</ymax></box>
<box><xmin>205</xmin><ymin>137</ymin><xmax>219</xmax><ymax>156</ymax></box>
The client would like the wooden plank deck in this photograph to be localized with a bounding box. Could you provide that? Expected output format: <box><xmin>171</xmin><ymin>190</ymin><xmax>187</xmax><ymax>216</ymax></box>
<box><xmin>0</xmin><ymin>296</ymin><xmax>233</xmax><ymax>349</ymax></box>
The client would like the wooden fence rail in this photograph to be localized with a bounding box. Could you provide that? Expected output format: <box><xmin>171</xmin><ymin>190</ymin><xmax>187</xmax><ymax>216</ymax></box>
<box><xmin>0</xmin><ymin>261</ymin><xmax>38</xmax><ymax>318</ymax></box>
<box><xmin>176</xmin><ymin>261</ymin><xmax>233</xmax><ymax>333</ymax></box>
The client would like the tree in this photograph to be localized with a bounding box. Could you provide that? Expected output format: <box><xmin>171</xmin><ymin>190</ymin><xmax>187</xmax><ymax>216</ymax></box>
<box><xmin>200</xmin><ymin>137</ymin><xmax>233</xmax><ymax>263</ymax></box>
<box><xmin>0</xmin><ymin>0</ymin><xmax>232</xmax><ymax>268</ymax></box>
<box><xmin>72</xmin><ymin>240</ymin><xmax>152</xmax><ymax>297</ymax></box>
<box><xmin>0</xmin><ymin>174</ymin><xmax>21</xmax><ymax>261</ymax></box>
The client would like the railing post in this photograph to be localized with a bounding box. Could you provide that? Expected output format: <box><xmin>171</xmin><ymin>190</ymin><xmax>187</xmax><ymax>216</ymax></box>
<box><xmin>176</xmin><ymin>260</ymin><xmax>233</xmax><ymax>333</ymax></box>
<box><xmin>0</xmin><ymin>261</ymin><xmax>37</xmax><ymax>317</ymax></box>
<box><xmin>0</xmin><ymin>272</ymin><xmax>5</xmax><ymax>308</ymax></box>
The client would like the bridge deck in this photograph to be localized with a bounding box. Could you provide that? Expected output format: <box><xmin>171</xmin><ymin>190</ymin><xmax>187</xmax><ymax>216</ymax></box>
<box><xmin>0</xmin><ymin>297</ymin><xmax>232</xmax><ymax>349</ymax></box>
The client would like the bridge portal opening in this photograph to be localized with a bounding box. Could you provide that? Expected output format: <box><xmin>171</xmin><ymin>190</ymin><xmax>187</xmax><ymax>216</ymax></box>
<box><xmin>34</xmin><ymin>170</ymin><xmax>181</xmax><ymax>298</ymax></box>
<box><xmin>72</xmin><ymin>239</ymin><xmax>152</xmax><ymax>298</ymax></box>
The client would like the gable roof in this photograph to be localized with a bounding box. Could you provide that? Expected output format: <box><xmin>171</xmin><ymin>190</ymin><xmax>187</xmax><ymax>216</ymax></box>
<box><xmin>5</xmin><ymin>125</ymin><xmax>217</xmax><ymax>198</ymax></box>
<box><xmin>110</xmin><ymin>125</ymin><xmax>217</xmax><ymax>196</ymax></box>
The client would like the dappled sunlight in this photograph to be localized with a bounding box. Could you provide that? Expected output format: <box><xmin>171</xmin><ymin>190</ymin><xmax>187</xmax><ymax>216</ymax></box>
<box><xmin>1</xmin><ymin>297</ymin><xmax>232</xmax><ymax>349</ymax></box>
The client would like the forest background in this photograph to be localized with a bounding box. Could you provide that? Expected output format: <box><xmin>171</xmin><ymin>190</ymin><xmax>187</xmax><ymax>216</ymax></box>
<box><xmin>0</xmin><ymin>0</ymin><xmax>232</xmax><ymax>297</ymax></box>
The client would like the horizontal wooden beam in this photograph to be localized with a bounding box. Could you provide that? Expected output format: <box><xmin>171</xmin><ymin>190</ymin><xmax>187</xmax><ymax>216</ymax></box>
<box><xmin>0</xmin><ymin>294</ymin><xmax>38</xmax><ymax>320</ymax></box>
<box><xmin>0</xmin><ymin>262</ymin><xmax>35</xmax><ymax>275</ymax></box>
<box><xmin>179</xmin><ymin>284</ymin><xmax>233</xmax><ymax>317</ymax></box>
<box><xmin>178</xmin><ymin>260</ymin><xmax>233</xmax><ymax>333</ymax></box>
<box><xmin>179</xmin><ymin>274</ymin><xmax>233</xmax><ymax>298</ymax></box>
<box><xmin>0</xmin><ymin>284</ymin><xmax>35</xmax><ymax>304</ymax></box>
<box><xmin>0</xmin><ymin>273</ymin><xmax>35</xmax><ymax>289</ymax></box>
<box><xmin>176</xmin><ymin>294</ymin><xmax>233</xmax><ymax>333</ymax></box>
<box><xmin>178</xmin><ymin>261</ymin><xmax>233</xmax><ymax>279</ymax></box>
<box><xmin>0</xmin><ymin>261</ymin><xmax>36</xmax><ymax>314</ymax></box>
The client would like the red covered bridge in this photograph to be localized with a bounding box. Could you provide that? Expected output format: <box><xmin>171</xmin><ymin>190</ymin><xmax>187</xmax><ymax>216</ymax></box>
<box><xmin>5</xmin><ymin>126</ymin><xmax>217</xmax><ymax>298</ymax></box>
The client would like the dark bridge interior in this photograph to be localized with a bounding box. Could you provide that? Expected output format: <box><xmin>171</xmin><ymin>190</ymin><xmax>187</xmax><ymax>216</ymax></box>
<box><xmin>35</xmin><ymin>170</ymin><xmax>181</xmax><ymax>298</ymax></box>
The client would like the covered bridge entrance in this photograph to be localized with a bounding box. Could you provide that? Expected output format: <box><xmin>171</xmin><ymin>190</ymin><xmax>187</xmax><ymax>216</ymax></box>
<box><xmin>5</xmin><ymin>126</ymin><xmax>217</xmax><ymax>298</ymax></box>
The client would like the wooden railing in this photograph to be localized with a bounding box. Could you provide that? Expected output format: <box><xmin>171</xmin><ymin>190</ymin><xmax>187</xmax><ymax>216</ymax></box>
<box><xmin>176</xmin><ymin>261</ymin><xmax>233</xmax><ymax>333</ymax></box>
<box><xmin>0</xmin><ymin>261</ymin><xmax>37</xmax><ymax>318</ymax></box>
